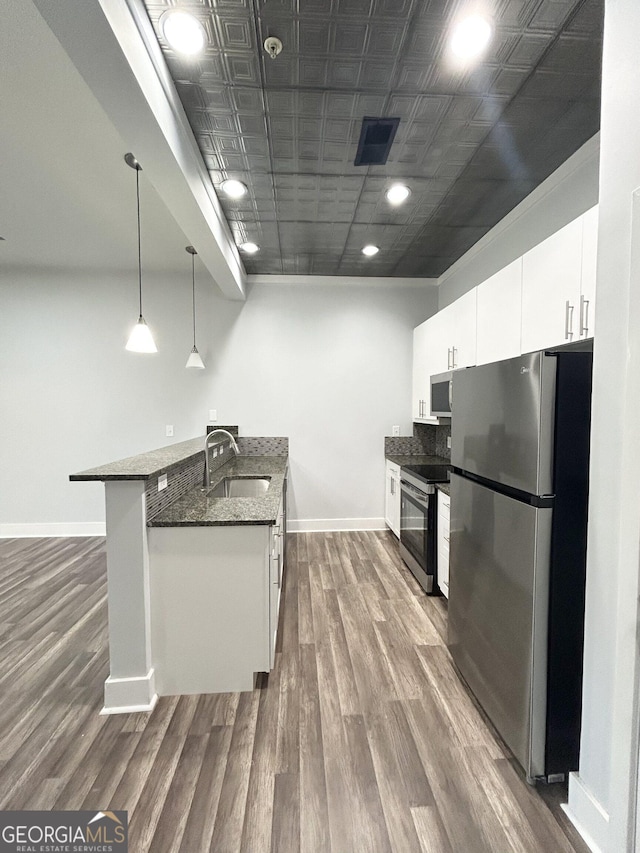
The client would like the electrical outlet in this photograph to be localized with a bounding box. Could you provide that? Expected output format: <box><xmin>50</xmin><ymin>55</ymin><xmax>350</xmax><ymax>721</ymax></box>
<box><xmin>209</xmin><ymin>409</ymin><xmax>217</xmax><ymax>422</ymax></box>
<box><xmin>165</xmin><ymin>425</ymin><xmax>174</xmax><ymax>437</ymax></box>
<box><xmin>392</xmin><ymin>425</ymin><xmax>400</xmax><ymax>437</ymax></box>
<box><xmin>158</xmin><ymin>474</ymin><xmax>168</xmax><ymax>491</ymax></box>
<box><xmin>447</xmin><ymin>436</ymin><xmax>452</xmax><ymax>449</ymax></box>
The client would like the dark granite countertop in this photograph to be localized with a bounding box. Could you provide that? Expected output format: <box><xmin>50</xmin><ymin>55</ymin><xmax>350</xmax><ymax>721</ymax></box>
<box><xmin>70</xmin><ymin>437</ymin><xmax>204</xmax><ymax>482</ymax></box>
<box><xmin>148</xmin><ymin>456</ymin><xmax>288</xmax><ymax>527</ymax></box>
<box><xmin>385</xmin><ymin>453</ymin><xmax>451</xmax><ymax>469</ymax></box>
<box><xmin>436</xmin><ymin>483</ymin><xmax>451</xmax><ymax>497</ymax></box>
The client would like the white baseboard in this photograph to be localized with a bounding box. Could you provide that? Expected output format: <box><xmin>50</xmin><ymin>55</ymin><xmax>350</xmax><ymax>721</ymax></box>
<box><xmin>0</xmin><ymin>522</ymin><xmax>106</xmax><ymax>538</ymax></box>
<box><xmin>565</xmin><ymin>772</ymin><xmax>609</xmax><ymax>853</ymax></box>
<box><xmin>102</xmin><ymin>668</ymin><xmax>157</xmax><ymax>715</ymax></box>
<box><xmin>288</xmin><ymin>517</ymin><xmax>386</xmax><ymax>533</ymax></box>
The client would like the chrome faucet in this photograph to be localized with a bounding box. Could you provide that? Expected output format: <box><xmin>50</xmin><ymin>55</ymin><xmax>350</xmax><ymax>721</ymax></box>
<box><xmin>204</xmin><ymin>429</ymin><xmax>240</xmax><ymax>487</ymax></box>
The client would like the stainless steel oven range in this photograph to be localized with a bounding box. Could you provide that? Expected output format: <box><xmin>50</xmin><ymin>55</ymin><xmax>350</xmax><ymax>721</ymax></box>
<box><xmin>399</xmin><ymin>464</ymin><xmax>450</xmax><ymax>594</ymax></box>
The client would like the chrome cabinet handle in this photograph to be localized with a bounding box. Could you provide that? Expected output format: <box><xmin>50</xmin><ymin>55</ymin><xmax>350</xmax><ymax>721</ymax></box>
<box><xmin>580</xmin><ymin>295</ymin><xmax>590</xmax><ymax>336</ymax></box>
<box><xmin>565</xmin><ymin>301</ymin><xmax>575</xmax><ymax>340</ymax></box>
<box><xmin>452</xmin><ymin>346</ymin><xmax>457</xmax><ymax>369</ymax></box>
<box><xmin>447</xmin><ymin>347</ymin><xmax>452</xmax><ymax>370</ymax></box>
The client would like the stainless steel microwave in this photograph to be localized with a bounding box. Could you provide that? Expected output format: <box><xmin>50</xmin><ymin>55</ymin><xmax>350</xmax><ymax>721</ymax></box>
<box><xmin>430</xmin><ymin>370</ymin><xmax>453</xmax><ymax>417</ymax></box>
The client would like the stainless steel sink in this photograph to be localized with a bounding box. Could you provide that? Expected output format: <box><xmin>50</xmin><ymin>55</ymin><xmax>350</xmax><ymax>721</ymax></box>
<box><xmin>206</xmin><ymin>477</ymin><xmax>271</xmax><ymax>498</ymax></box>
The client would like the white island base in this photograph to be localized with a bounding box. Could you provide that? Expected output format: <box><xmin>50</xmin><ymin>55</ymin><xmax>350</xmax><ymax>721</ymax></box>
<box><xmin>148</xmin><ymin>522</ymin><xmax>282</xmax><ymax>696</ymax></box>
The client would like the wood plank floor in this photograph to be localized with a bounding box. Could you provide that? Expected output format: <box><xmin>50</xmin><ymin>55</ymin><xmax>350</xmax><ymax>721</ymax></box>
<box><xmin>0</xmin><ymin>532</ymin><xmax>589</xmax><ymax>853</ymax></box>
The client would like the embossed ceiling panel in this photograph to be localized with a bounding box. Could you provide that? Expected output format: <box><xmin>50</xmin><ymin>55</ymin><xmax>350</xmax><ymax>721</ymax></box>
<box><xmin>144</xmin><ymin>0</ymin><xmax>603</xmax><ymax>276</ymax></box>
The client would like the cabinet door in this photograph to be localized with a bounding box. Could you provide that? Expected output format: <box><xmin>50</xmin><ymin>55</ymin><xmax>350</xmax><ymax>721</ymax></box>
<box><xmin>521</xmin><ymin>218</ymin><xmax>582</xmax><ymax>353</ymax></box>
<box><xmin>269</xmin><ymin>501</ymin><xmax>285</xmax><ymax>669</ymax></box>
<box><xmin>390</xmin><ymin>471</ymin><xmax>400</xmax><ymax>537</ymax></box>
<box><xmin>385</xmin><ymin>467</ymin><xmax>394</xmax><ymax>528</ymax></box>
<box><xmin>412</xmin><ymin>321</ymin><xmax>429</xmax><ymax>420</ymax></box>
<box><xmin>385</xmin><ymin>461</ymin><xmax>401</xmax><ymax>536</ymax></box>
<box><xmin>579</xmin><ymin>205</ymin><xmax>598</xmax><ymax>339</ymax></box>
<box><xmin>476</xmin><ymin>259</ymin><xmax>522</xmax><ymax>365</ymax></box>
<box><xmin>450</xmin><ymin>288</ymin><xmax>477</xmax><ymax>369</ymax></box>
<box><xmin>437</xmin><ymin>491</ymin><xmax>450</xmax><ymax>598</ymax></box>
<box><xmin>427</xmin><ymin>304</ymin><xmax>453</xmax><ymax>375</ymax></box>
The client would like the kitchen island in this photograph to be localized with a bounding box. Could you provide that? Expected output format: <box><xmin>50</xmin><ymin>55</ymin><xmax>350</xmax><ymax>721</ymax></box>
<box><xmin>71</xmin><ymin>433</ymin><xmax>288</xmax><ymax>714</ymax></box>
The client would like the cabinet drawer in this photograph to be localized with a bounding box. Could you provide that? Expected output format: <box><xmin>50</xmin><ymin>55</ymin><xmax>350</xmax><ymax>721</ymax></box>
<box><xmin>438</xmin><ymin>514</ymin><xmax>450</xmax><ymax>538</ymax></box>
<box><xmin>387</xmin><ymin>460</ymin><xmax>401</xmax><ymax>477</ymax></box>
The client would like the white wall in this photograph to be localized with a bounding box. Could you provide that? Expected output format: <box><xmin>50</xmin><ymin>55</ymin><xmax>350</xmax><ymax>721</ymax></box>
<box><xmin>566</xmin><ymin>1</ymin><xmax>640</xmax><ymax>850</ymax></box>
<box><xmin>205</xmin><ymin>281</ymin><xmax>438</xmax><ymax>530</ymax></box>
<box><xmin>0</xmin><ymin>272</ymin><xmax>437</xmax><ymax>533</ymax></box>
<box><xmin>0</xmin><ymin>269</ymin><xmax>214</xmax><ymax>535</ymax></box>
<box><xmin>437</xmin><ymin>135</ymin><xmax>600</xmax><ymax>309</ymax></box>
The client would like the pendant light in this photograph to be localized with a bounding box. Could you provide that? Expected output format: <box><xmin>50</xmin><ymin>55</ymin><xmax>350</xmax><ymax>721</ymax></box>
<box><xmin>185</xmin><ymin>246</ymin><xmax>205</xmax><ymax>369</ymax></box>
<box><xmin>124</xmin><ymin>153</ymin><xmax>157</xmax><ymax>353</ymax></box>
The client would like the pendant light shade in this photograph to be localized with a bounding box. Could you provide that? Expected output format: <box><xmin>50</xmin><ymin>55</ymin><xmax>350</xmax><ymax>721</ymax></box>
<box><xmin>185</xmin><ymin>245</ymin><xmax>205</xmax><ymax>369</ymax></box>
<box><xmin>124</xmin><ymin>153</ymin><xmax>157</xmax><ymax>354</ymax></box>
<box><xmin>186</xmin><ymin>347</ymin><xmax>205</xmax><ymax>369</ymax></box>
<box><xmin>127</xmin><ymin>317</ymin><xmax>157</xmax><ymax>353</ymax></box>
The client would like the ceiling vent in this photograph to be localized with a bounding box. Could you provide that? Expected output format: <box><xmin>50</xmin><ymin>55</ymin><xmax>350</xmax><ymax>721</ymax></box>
<box><xmin>354</xmin><ymin>117</ymin><xmax>400</xmax><ymax>166</ymax></box>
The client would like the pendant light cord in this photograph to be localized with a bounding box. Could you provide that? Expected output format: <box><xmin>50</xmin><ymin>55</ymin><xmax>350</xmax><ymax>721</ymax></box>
<box><xmin>191</xmin><ymin>252</ymin><xmax>197</xmax><ymax>348</ymax></box>
<box><xmin>136</xmin><ymin>165</ymin><xmax>143</xmax><ymax>319</ymax></box>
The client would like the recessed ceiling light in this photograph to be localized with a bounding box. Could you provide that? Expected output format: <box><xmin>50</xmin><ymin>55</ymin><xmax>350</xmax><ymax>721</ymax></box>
<box><xmin>239</xmin><ymin>242</ymin><xmax>260</xmax><ymax>254</ymax></box>
<box><xmin>450</xmin><ymin>14</ymin><xmax>492</xmax><ymax>60</ymax></box>
<box><xmin>160</xmin><ymin>11</ymin><xmax>207</xmax><ymax>56</ymax></box>
<box><xmin>386</xmin><ymin>184</ymin><xmax>411</xmax><ymax>206</ymax></box>
<box><xmin>221</xmin><ymin>179</ymin><xmax>248</xmax><ymax>199</ymax></box>
<box><xmin>362</xmin><ymin>245</ymin><xmax>379</xmax><ymax>257</ymax></box>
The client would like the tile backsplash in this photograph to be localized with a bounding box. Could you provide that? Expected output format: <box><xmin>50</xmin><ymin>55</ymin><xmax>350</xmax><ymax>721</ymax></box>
<box><xmin>237</xmin><ymin>437</ymin><xmax>288</xmax><ymax>456</ymax></box>
<box><xmin>145</xmin><ymin>453</ymin><xmax>204</xmax><ymax>520</ymax></box>
<box><xmin>385</xmin><ymin>422</ymin><xmax>451</xmax><ymax>460</ymax></box>
<box><xmin>145</xmin><ymin>431</ymin><xmax>289</xmax><ymax>520</ymax></box>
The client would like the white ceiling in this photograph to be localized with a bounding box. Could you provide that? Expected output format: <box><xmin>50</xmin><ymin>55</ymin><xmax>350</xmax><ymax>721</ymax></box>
<box><xmin>0</xmin><ymin>0</ymin><xmax>193</xmax><ymax>276</ymax></box>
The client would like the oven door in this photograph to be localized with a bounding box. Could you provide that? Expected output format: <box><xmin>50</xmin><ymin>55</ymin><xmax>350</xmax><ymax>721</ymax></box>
<box><xmin>399</xmin><ymin>481</ymin><xmax>436</xmax><ymax>594</ymax></box>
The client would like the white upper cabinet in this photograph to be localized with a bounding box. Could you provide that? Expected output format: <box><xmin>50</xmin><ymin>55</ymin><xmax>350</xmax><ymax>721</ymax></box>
<box><xmin>412</xmin><ymin>291</ymin><xmax>477</xmax><ymax>422</ymax></box>
<box><xmin>412</xmin><ymin>321</ymin><xmax>431</xmax><ymax>421</ymax></box>
<box><xmin>424</xmin><ymin>308</ymin><xmax>450</xmax><ymax>376</ymax></box>
<box><xmin>476</xmin><ymin>258</ymin><xmax>523</xmax><ymax>365</ymax></box>
<box><xmin>521</xmin><ymin>217</ymin><xmax>583</xmax><ymax>354</ymax></box>
<box><xmin>449</xmin><ymin>288</ymin><xmax>477</xmax><ymax>369</ymax></box>
<box><xmin>579</xmin><ymin>205</ymin><xmax>598</xmax><ymax>339</ymax></box>
<box><xmin>411</xmin><ymin>206</ymin><xmax>598</xmax><ymax>422</ymax></box>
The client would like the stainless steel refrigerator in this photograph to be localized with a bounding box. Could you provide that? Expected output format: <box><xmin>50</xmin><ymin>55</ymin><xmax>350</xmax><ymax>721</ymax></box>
<box><xmin>448</xmin><ymin>349</ymin><xmax>592</xmax><ymax>783</ymax></box>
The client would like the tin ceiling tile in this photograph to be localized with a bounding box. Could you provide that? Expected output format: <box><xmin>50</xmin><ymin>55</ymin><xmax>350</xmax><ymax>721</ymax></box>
<box><xmin>299</xmin><ymin>58</ymin><xmax>328</xmax><ymax>85</ymax></box>
<box><xmin>367</xmin><ymin>20</ymin><xmax>407</xmax><ymax>55</ymax></box>
<box><xmin>143</xmin><ymin>0</ymin><xmax>602</xmax><ymax>278</ymax></box>
<box><xmin>336</xmin><ymin>0</ymin><xmax>374</xmax><ymax>15</ymax></box>
<box><xmin>360</xmin><ymin>60</ymin><xmax>398</xmax><ymax>88</ymax></box>
<box><xmin>299</xmin><ymin>20</ymin><xmax>331</xmax><ymax>52</ymax></box>
<box><xmin>333</xmin><ymin>23</ymin><xmax>369</xmax><ymax>54</ymax></box>
<box><xmin>329</xmin><ymin>61</ymin><xmax>362</xmax><ymax>88</ymax></box>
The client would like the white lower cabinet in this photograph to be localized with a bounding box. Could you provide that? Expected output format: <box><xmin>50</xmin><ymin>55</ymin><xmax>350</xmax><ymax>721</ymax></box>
<box><xmin>148</xmin><ymin>497</ymin><xmax>285</xmax><ymax>695</ymax></box>
<box><xmin>385</xmin><ymin>460</ymin><xmax>401</xmax><ymax>537</ymax></box>
<box><xmin>269</xmin><ymin>497</ymin><xmax>285</xmax><ymax>668</ymax></box>
<box><xmin>437</xmin><ymin>490</ymin><xmax>450</xmax><ymax>599</ymax></box>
